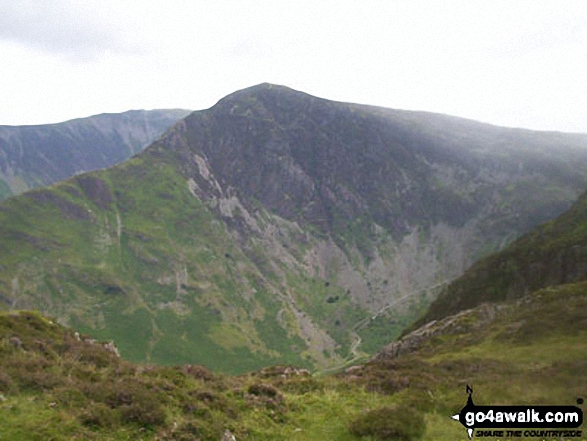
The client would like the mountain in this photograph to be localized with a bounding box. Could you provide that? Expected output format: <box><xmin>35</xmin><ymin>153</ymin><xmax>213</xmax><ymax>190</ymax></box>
<box><xmin>1</xmin><ymin>83</ymin><xmax>587</xmax><ymax>373</ymax></box>
<box><xmin>411</xmin><ymin>188</ymin><xmax>587</xmax><ymax>329</ymax></box>
<box><xmin>0</xmin><ymin>109</ymin><xmax>191</xmax><ymax>200</ymax></box>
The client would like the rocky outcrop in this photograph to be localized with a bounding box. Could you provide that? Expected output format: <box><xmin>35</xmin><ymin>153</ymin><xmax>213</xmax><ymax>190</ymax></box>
<box><xmin>373</xmin><ymin>303</ymin><xmax>500</xmax><ymax>361</ymax></box>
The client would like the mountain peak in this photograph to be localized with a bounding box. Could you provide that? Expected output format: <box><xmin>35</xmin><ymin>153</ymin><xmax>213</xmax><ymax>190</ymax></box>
<box><xmin>243</xmin><ymin>82</ymin><xmax>290</xmax><ymax>92</ymax></box>
<box><xmin>211</xmin><ymin>83</ymin><xmax>317</xmax><ymax>115</ymax></box>
<box><xmin>227</xmin><ymin>82</ymin><xmax>304</xmax><ymax>97</ymax></box>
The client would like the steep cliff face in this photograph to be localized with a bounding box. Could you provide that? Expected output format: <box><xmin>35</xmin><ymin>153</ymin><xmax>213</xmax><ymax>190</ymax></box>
<box><xmin>171</xmin><ymin>84</ymin><xmax>587</xmax><ymax>242</ymax></box>
<box><xmin>0</xmin><ymin>109</ymin><xmax>191</xmax><ymax>199</ymax></box>
<box><xmin>1</xmin><ymin>84</ymin><xmax>587</xmax><ymax>372</ymax></box>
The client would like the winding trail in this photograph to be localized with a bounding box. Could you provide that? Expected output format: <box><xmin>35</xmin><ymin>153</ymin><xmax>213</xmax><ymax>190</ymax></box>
<box><xmin>318</xmin><ymin>279</ymin><xmax>451</xmax><ymax>374</ymax></box>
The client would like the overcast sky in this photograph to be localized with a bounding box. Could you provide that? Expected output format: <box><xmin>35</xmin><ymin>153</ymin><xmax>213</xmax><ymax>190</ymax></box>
<box><xmin>1</xmin><ymin>1</ymin><xmax>586</xmax><ymax>132</ymax></box>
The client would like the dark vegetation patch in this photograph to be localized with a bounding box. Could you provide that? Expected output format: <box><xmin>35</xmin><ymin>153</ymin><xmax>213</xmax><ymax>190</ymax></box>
<box><xmin>75</xmin><ymin>175</ymin><xmax>113</xmax><ymax>210</ymax></box>
<box><xmin>0</xmin><ymin>312</ymin><xmax>317</xmax><ymax>438</ymax></box>
<box><xmin>63</xmin><ymin>185</ymin><xmax>83</xmax><ymax>198</ymax></box>
<box><xmin>2</xmin><ymin>230</ymin><xmax>59</xmax><ymax>251</ymax></box>
<box><xmin>102</xmin><ymin>284</ymin><xmax>126</xmax><ymax>296</ymax></box>
<box><xmin>24</xmin><ymin>189</ymin><xmax>91</xmax><ymax>220</ymax></box>
<box><xmin>349</xmin><ymin>405</ymin><xmax>426</xmax><ymax>441</ymax></box>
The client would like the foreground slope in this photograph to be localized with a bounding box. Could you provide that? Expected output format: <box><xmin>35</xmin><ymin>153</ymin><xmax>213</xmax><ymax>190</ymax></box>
<box><xmin>1</xmin><ymin>283</ymin><xmax>584</xmax><ymax>440</ymax></box>
<box><xmin>1</xmin><ymin>84</ymin><xmax>587</xmax><ymax>372</ymax></box>
<box><xmin>350</xmin><ymin>281</ymin><xmax>587</xmax><ymax>440</ymax></box>
<box><xmin>0</xmin><ymin>109</ymin><xmax>191</xmax><ymax>199</ymax></box>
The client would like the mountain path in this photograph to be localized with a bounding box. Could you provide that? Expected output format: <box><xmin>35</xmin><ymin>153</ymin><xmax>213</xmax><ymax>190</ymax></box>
<box><xmin>318</xmin><ymin>279</ymin><xmax>451</xmax><ymax>374</ymax></box>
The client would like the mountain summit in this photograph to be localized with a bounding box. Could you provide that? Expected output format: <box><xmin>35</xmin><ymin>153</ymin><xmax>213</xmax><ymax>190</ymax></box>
<box><xmin>1</xmin><ymin>85</ymin><xmax>587</xmax><ymax>372</ymax></box>
<box><xmin>159</xmin><ymin>83</ymin><xmax>587</xmax><ymax>238</ymax></box>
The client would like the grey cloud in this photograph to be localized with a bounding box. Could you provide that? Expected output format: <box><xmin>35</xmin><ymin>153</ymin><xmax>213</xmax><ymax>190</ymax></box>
<box><xmin>0</xmin><ymin>0</ymin><xmax>143</xmax><ymax>60</ymax></box>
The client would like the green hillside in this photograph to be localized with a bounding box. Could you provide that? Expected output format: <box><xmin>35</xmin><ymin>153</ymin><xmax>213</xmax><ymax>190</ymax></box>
<box><xmin>0</xmin><ymin>158</ymin><xmax>321</xmax><ymax>372</ymax></box>
<box><xmin>2</xmin><ymin>172</ymin><xmax>587</xmax><ymax>439</ymax></box>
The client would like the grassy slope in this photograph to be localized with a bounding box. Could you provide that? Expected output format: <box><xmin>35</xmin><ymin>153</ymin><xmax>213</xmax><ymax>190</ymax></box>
<box><xmin>1</xmin><ymin>279</ymin><xmax>584</xmax><ymax>440</ymax></box>
<box><xmin>343</xmin><ymin>280</ymin><xmax>587</xmax><ymax>440</ymax></box>
<box><xmin>0</xmin><ymin>151</ymin><xmax>370</xmax><ymax>373</ymax></box>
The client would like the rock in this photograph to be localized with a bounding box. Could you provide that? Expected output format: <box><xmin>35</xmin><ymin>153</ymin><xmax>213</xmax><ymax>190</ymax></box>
<box><xmin>103</xmin><ymin>341</ymin><xmax>120</xmax><ymax>357</ymax></box>
<box><xmin>345</xmin><ymin>365</ymin><xmax>363</xmax><ymax>374</ymax></box>
<box><xmin>221</xmin><ymin>429</ymin><xmax>236</xmax><ymax>441</ymax></box>
<box><xmin>373</xmin><ymin>303</ymin><xmax>500</xmax><ymax>361</ymax></box>
<box><xmin>9</xmin><ymin>336</ymin><xmax>22</xmax><ymax>349</ymax></box>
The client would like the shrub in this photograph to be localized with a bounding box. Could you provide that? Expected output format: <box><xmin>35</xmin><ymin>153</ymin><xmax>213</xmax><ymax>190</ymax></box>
<box><xmin>111</xmin><ymin>381</ymin><xmax>166</xmax><ymax>427</ymax></box>
<box><xmin>103</xmin><ymin>379</ymin><xmax>157</xmax><ymax>407</ymax></box>
<box><xmin>349</xmin><ymin>405</ymin><xmax>425</xmax><ymax>440</ymax></box>
<box><xmin>76</xmin><ymin>342</ymin><xmax>119</xmax><ymax>368</ymax></box>
<box><xmin>181</xmin><ymin>364</ymin><xmax>230</xmax><ymax>391</ymax></box>
<box><xmin>51</xmin><ymin>385</ymin><xmax>88</xmax><ymax>407</ymax></box>
<box><xmin>247</xmin><ymin>383</ymin><xmax>280</xmax><ymax>398</ymax></box>
<box><xmin>278</xmin><ymin>377</ymin><xmax>323</xmax><ymax>394</ymax></box>
<box><xmin>246</xmin><ymin>382</ymin><xmax>286</xmax><ymax>418</ymax></box>
<box><xmin>79</xmin><ymin>402</ymin><xmax>119</xmax><ymax>428</ymax></box>
<box><xmin>82</xmin><ymin>379</ymin><xmax>167</xmax><ymax>428</ymax></box>
<box><xmin>364</xmin><ymin>374</ymin><xmax>410</xmax><ymax>395</ymax></box>
<box><xmin>18</xmin><ymin>370</ymin><xmax>66</xmax><ymax>391</ymax></box>
<box><xmin>120</xmin><ymin>401</ymin><xmax>166</xmax><ymax>427</ymax></box>
<box><xmin>0</xmin><ymin>371</ymin><xmax>14</xmax><ymax>393</ymax></box>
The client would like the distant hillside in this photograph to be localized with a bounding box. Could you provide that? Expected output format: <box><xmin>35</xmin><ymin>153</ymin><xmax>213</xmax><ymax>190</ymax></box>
<box><xmin>414</xmin><ymin>189</ymin><xmax>587</xmax><ymax>328</ymax></box>
<box><xmin>1</xmin><ymin>84</ymin><xmax>587</xmax><ymax>373</ymax></box>
<box><xmin>0</xmin><ymin>109</ymin><xmax>191</xmax><ymax>199</ymax></box>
